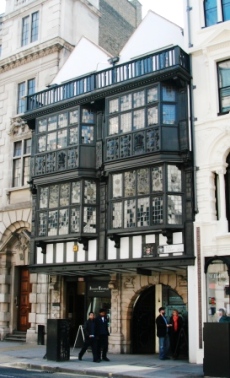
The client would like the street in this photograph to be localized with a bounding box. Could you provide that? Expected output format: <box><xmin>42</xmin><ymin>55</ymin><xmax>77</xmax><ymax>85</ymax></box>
<box><xmin>0</xmin><ymin>366</ymin><xmax>103</xmax><ymax>378</ymax></box>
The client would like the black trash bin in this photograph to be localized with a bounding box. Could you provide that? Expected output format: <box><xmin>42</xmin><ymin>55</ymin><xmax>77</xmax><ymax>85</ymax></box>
<box><xmin>203</xmin><ymin>323</ymin><xmax>230</xmax><ymax>377</ymax></box>
<box><xmin>46</xmin><ymin>319</ymin><xmax>70</xmax><ymax>361</ymax></box>
<box><xmin>37</xmin><ymin>324</ymin><xmax>45</xmax><ymax>345</ymax></box>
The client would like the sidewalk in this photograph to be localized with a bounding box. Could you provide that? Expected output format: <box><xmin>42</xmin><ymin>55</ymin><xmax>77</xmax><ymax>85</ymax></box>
<box><xmin>0</xmin><ymin>341</ymin><xmax>204</xmax><ymax>378</ymax></box>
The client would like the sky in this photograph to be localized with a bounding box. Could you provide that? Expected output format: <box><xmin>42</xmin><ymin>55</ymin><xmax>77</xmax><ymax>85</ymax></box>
<box><xmin>0</xmin><ymin>0</ymin><xmax>184</xmax><ymax>27</ymax></box>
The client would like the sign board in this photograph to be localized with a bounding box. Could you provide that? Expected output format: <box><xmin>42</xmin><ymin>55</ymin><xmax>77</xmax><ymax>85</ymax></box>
<box><xmin>157</xmin><ymin>244</ymin><xmax>184</xmax><ymax>254</ymax></box>
<box><xmin>88</xmin><ymin>281</ymin><xmax>110</xmax><ymax>297</ymax></box>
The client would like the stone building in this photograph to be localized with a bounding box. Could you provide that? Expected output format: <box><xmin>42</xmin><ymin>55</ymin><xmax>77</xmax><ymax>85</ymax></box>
<box><xmin>22</xmin><ymin>10</ymin><xmax>195</xmax><ymax>358</ymax></box>
<box><xmin>0</xmin><ymin>0</ymin><xmax>141</xmax><ymax>342</ymax></box>
<box><xmin>184</xmin><ymin>0</ymin><xmax>230</xmax><ymax>364</ymax></box>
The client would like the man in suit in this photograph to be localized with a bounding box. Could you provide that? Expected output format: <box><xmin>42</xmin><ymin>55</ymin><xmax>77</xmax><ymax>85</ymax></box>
<box><xmin>78</xmin><ymin>312</ymin><xmax>100</xmax><ymax>363</ymax></box>
<box><xmin>155</xmin><ymin>307</ymin><xmax>172</xmax><ymax>360</ymax></box>
<box><xmin>95</xmin><ymin>308</ymin><xmax>110</xmax><ymax>361</ymax></box>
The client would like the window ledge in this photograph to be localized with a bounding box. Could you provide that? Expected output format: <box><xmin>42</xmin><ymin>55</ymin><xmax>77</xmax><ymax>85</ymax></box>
<box><xmin>217</xmin><ymin>111</ymin><xmax>229</xmax><ymax>116</ymax></box>
<box><xmin>7</xmin><ymin>185</ymin><xmax>30</xmax><ymax>193</ymax></box>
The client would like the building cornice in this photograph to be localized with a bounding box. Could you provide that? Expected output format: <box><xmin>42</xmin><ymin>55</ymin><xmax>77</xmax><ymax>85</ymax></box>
<box><xmin>0</xmin><ymin>37</ymin><xmax>74</xmax><ymax>74</ymax></box>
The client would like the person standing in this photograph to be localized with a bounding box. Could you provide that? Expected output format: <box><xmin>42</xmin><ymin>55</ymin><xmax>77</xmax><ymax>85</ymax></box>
<box><xmin>155</xmin><ymin>307</ymin><xmax>172</xmax><ymax>360</ymax></box>
<box><xmin>169</xmin><ymin>309</ymin><xmax>183</xmax><ymax>359</ymax></box>
<box><xmin>218</xmin><ymin>308</ymin><xmax>230</xmax><ymax>323</ymax></box>
<box><xmin>78</xmin><ymin>312</ymin><xmax>100</xmax><ymax>363</ymax></box>
<box><xmin>95</xmin><ymin>308</ymin><xmax>110</xmax><ymax>361</ymax></box>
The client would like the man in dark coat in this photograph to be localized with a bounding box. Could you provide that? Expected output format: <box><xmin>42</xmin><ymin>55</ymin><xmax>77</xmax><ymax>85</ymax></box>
<box><xmin>95</xmin><ymin>308</ymin><xmax>110</xmax><ymax>361</ymax></box>
<box><xmin>155</xmin><ymin>307</ymin><xmax>172</xmax><ymax>360</ymax></box>
<box><xmin>78</xmin><ymin>312</ymin><xmax>100</xmax><ymax>362</ymax></box>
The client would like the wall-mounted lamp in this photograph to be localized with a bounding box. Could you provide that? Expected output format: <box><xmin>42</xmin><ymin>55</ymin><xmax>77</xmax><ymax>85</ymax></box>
<box><xmin>73</xmin><ymin>241</ymin><xmax>79</xmax><ymax>252</ymax></box>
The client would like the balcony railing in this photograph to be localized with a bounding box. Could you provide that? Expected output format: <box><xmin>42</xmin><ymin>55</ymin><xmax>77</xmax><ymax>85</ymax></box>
<box><xmin>26</xmin><ymin>46</ymin><xmax>190</xmax><ymax>112</ymax></box>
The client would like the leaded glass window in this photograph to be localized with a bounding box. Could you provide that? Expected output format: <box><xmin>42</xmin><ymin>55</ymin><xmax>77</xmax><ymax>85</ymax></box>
<box><xmin>168</xmin><ymin>195</ymin><xmax>182</xmax><ymax>224</ymax></box>
<box><xmin>37</xmin><ymin>180</ymin><xmax>97</xmax><ymax>237</ymax></box>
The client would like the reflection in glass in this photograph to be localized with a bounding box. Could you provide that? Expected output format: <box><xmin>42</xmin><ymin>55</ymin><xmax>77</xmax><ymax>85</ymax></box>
<box><xmin>152</xmin><ymin>196</ymin><xmax>163</xmax><ymax>223</ymax></box>
<box><xmin>40</xmin><ymin>187</ymin><xmax>48</xmax><ymax>208</ymax></box>
<box><xmin>84</xmin><ymin>180</ymin><xmax>96</xmax><ymax>204</ymax></box>
<box><xmin>48</xmin><ymin>115</ymin><xmax>57</xmax><ymax>130</ymax></box>
<box><xmin>58</xmin><ymin>112</ymin><xmax>68</xmax><ymax>128</ymax></box>
<box><xmin>148</xmin><ymin>106</ymin><xmax>158</xmax><ymax>125</ymax></box>
<box><xmin>147</xmin><ymin>86</ymin><xmax>158</xmax><ymax>103</ymax></box>
<box><xmin>162</xmin><ymin>104</ymin><xmax>176</xmax><ymax>124</ymax></box>
<box><xmin>112</xmin><ymin>202</ymin><xmax>122</xmax><ymax>228</ymax></box>
<box><xmin>70</xmin><ymin>207</ymin><xmax>80</xmax><ymax>232</ymax></box>
<box><xmin>82</xmin><ymin>109</ymin><xmax>94</xmax><ymax>123</ymax></box>
<box><xmin>70</xmin><ymin>109</ymin><xmax>79</xmax><ymax>124</ymax></box>
<box><xmin>162</xmin><ymin>85</ymin><xmax>176</xmax><ymax>101</ymax></box>
<box><xmin>60</xmin><ymin>183</ymin><xmax>70</xmax><ymax>206</ymax></box>
<box><xmin>137</xmin><ymin>168</ymin><xmax>149</xmax><ymax>194</ymax></box>
<box><xmin>49</xmin><ymin>185</ymin><xmax>59</xmax><ymax>208</ymax></box>
<box><xmin>38</xmin><ymin>212</ymin><xmax>47</xmax><ymax>236</ymax></box>
<box><xmin>109</xmin><ymin>98</ymin><xmax>119</xmax><ymax>113</ymax></box>
<box><xmin>124</xmin><ymin>171</ymin><xmax>136</xmax><ymax>197</ymax></box>
<box><xmin>69</xmin><ymin>127</ymin><xmax>78</xmax><ymax>145</ymax></box>
<box><xmin>120</xmin><ymin>112</ymin><xmax>132</xmax><ymax>133</ymax></box>
<box><xmin>113</xmin><ymin>174</ymin><xmax>122</xmax><ymax>198</ymax></box>
<box><xmin>83</xmin><ymin>207</ymin><xmax>96</xmax><ymax>233</ymax></box>
<box><xmin>133</xmin><ymin>90</ymin><xmax>145</xmax><ymax>108</ymax></box>
<box><xmin>48</xmin><ymin>210</ymin><xmax>58</xmax><ymax>235</ymax></box>
<box><xmin>38</xmin><ymin>119</ymin><xmax>47</xmax><ymax>133</ymax></box>
<box><xmin>133</xmin><ymin>109</ymin><xmax>144</xmax><ymax>130</ymax></box>
<box><xmin>168</xmin><ymin>165</ymin><xmax>181</xmax><ymax>192</ymax></box>
<box><xmin>71</xmin><ymin>181</ymin><xmax>81</xmax><ymax>203</ymax></box>
<box><xmin>152</xmin><ymin>166</ymin><xmax>163</xmax><ymax>191</ymax></box>
<box><xmin>38</xmin><ymin>135</ymin><xmax>46</xmax><ymax>152</ymax></box>
<box><xmin>57</xmin><ymin>129</ymin><xmax>67</xmax><ymax>148</ymax></box>
<box><xmin>168</xmin><ymin>195</ymin><xmax>182</xmax><ymax>224</ymax></box>
<box><xmin>124</xmin><ymin>199</ymin><xmax>136</xmax><ymax>227</ymax></box>
<box><xmin>120</xmin><ymin>94</ymin><xmax>132</xmax><ymax>111</ymax></box>
<box><xmin>81</xmin><ymin>126</ymin><xmax>94</xmax><ymax>143</ymax></box>
<box><xmin>137</xmin><ymin>197</ymin><xmax>149</xmax><ymax>226</ymax></box>
<box><xmin>109</xmin><ymin>117</ymin><xmax>119</xmax><ymax>135</ymax></box>
<box><xmin>47</xmin><ymin>132</ymin><xmax>56</xmax><ymax>150</ymax></box>
<box><xmin>59</xmin><ymin>208</ymin><xmax>69</xmax><ymax>234</ymax></box>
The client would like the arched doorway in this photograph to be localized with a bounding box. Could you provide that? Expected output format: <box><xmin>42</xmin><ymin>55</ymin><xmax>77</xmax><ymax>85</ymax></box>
<box><xmin>132</xmin><ymin>286</ymin><xmax>155</xmax><ymax>354</ymax></box>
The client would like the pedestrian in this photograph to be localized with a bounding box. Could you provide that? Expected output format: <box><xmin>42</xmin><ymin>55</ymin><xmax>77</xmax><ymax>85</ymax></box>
<box><xmin>218</xmin><ymin>308</ymin><xmax>230</xmax><ymax>323</ymax></box>
<box><xmin>95</xmin><ymin>308</ymin><xmax>110</xmax><ymax>361</ymax></box>
<box><xmin>155</xmin><ymin>306</ymin><xmax>172</xmax><ymax>360</ymax></box>
<box><xmin>78</xmin><ymin>312</ymin><xmax>100</xmax><ymax>363</ymax></box>
<box><xmin>169</xmin><ymin>309</ymin><xmax>183</xmax><ymax>359</ymax></box>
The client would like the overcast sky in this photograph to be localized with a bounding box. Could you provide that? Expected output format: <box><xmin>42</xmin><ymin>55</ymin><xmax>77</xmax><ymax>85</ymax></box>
<box><xmin>0</xmin><ymin>0</ymin><xmax>184</xmax><ymax>26</ymax></box>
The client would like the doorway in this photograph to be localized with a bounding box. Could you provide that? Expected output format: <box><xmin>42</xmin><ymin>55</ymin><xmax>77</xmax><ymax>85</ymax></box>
<box><xmin>18</xmin><ymin>267</ymin><xmax>31</xmax><ymax>331</ymax></box>
<box><xmin>132</xmin><ymin>286</ymin><xmax>155</xmax><ymax>354</ymax></box>
<box><xmin>66</xmin><ymin>281</ymin><xmax>85</xmax><ymax>346</ymax></box>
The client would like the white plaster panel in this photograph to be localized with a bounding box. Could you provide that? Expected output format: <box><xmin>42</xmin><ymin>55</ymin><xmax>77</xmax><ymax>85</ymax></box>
<box><xmin>173</xmin><ymin>232</ymin><xmax>183</xmax><ymax>244</ymax></box>
<box><xmin>36</xmin><ymin>247</ymin><xmax>44</xmax><ymax>264</ymax></box>
<box><xmin>88</xmin><ymin>239</ymin><xmax>97</xmax><ymax>261</ymax></box>
<box><xmin>159</xmin><ymin>234</ymin><xmax>167</xmax><ymax>245</ymax></box>
<box><xmin>120</xmin><ymin>237</ymin><xmax>129</xmax><ymax>259</ymax></box>
<box><xmin>132</xmin><ymin>236</ymin><xmax>142</xmax><ymax>258</ymax></box>
<box><xmin>66</xmin><ymin>242</ymin><xmax>75</xmax><ymax>262</ymax></box>
<box><xmin>77</xmin><ymin>243</ymin><xmax>85</xmax><ymax>262</ymax></box>
<box><xmin>145</xmin><ymin>234</ymin><xmax>155</xmax><ymax>243</ymax></box>
<box><xmin>56</xmin><ymin>243</ymin><xmax>64</xmax><ymax>263</ymax></box>
<box><xmin>107</xmin><ymin>238</ymin><xmax>117</xmax><ymax>260</ymax></box>
<box><xmin>46</xmin><ymin>244</ymin><xmax>54</xmax><ymax>264</ymax></box>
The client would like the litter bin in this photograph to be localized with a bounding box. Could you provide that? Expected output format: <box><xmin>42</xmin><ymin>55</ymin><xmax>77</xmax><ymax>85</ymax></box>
<box><xmin>203</xmin><ymin>323</ymin><xmax>230</xmax><ymax>377</ymax></box>
<box><xmin>46</xmin><ymin>319</ymin><xmax>70</xmax><ymax>361</ymax></box>
<box><xmin>37</xmin><ymin>324</ymin><xmax>45</xmax><ymax>345</ymax></box>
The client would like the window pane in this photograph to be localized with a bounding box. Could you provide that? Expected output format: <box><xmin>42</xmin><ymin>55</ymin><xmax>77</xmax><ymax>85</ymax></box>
<box><xmin>13</xmin><ymin>159</ymin><xmax>21</xmax><ymax>187</ymax></box>
<box><xmin>168</xmin><ymin>195</ymin><xmax>182</xmax><ymax>224</ymax></box>
<box><xmin>204</xmin><ymin>0</ymin><xmax>217</xmax><ymax>26</ymax></box>
<box><xmin>49</xmin><ymin>185</ymin><xmax>59</xmax><ymax>208</ymax></box>
<box><xmin>28</xmin><ymin>79</ymin><xmax>35</xmax><ymax>95</ymax></box>
<box><xmin>60</xmin><ymin>183</ymin><xmax>70</xmax><ymax>206</ymax></box>
<box><xmin>148</xmin><ymin>106</ymin><xmax>158</xmax><ymax>125</ymax></box>
<box><xmin>48</xmin><ymin>116</ymin><xmax>57</xmax><ymax>130</ymax></box>
<box><xmin>81</xmin><ymin>125</ymin><xmax>94</xmax><ymax>143</ymax></box>
<box><xmin>133</xmin><ymin>109</ymin><xmax>145</xmax><ymax>130</ymax></box>
<box><xmin>167</xmin><ymin>165</ymin><xmax>181</xmax><ymax>192</ymax></box>
<box><xmin>57</xmin><ymin>129</ymin><xmax>67</xmax><ymax>149</ymax></box>
<box><xmin>71</xmin><ymin>182</ymin><xmax>81</xmax><ymax>203</ymax></box>
<box><xmin>112</xmin><ymin>202</ymin><xmax>122</xmax><ymax>228</ymax></box>
<box><xmin>218</xmin><ymin>61</ymin><xmax>230</xmax><ymax>88</ymax></box>
<box><xmin>120</xmin><ymin>112</ymin><xmax>132</xmax><ymax>133</ymax></box>
<box><xmin>147</xmin><ymin>86</ymin><xmax>158</xmax><ymax>103</ymax></box>
<box><xmin>24</xmin><ymin>139</ymin><xmax>31</xmax><ymax>154</ymax></box>
<box><xmin>58</xmin><ymin>112</ymin><xmax>68</xmax><ymax>128</ymax></box>
<box><xmin>113</xmin><ymin>174</ymin><xmax>122</xmax><ymax>197</ymax></box>
<box><xmin>152</xmin><ymin>166</ymin><xmax>163</xmax><ymax>191</ymax></box>
<box><xmin>59</xmin><ymin>208</ymin><xmax>69</xmax><ymax>235</ymax></box>
<box><xmin>40</xmin><ymin>187</ymin><xmax>48</xmax><ymax>208</ymax></box>
<box><xmin>133</xmin><ymin>90</ymin><xmax>145</xmax><ymax>108</ymax></box>
<box><xmin>137</xmin><ymin>197</ymin><xmax>149</xmax><ymax>226</ymax></box>
<box><xmin>70</xmin><ymin>207</ymin><xmax>80</xmax><ymax>232</ymax></box>
<box><xmin>38</xmin><ymin>119</ymin><xmax>47</xmax><ymax>133</ymax></box>
<box><xmin>162</xmin><ymin>104</ymin><xmax>176</xmax><ymax>124</ymax></box>
<box><xmin>48</xmin><ymin>210</ymin><xmax>58</xmax><ymax>236</ymax></box>
<box><xmin>14</xmin><ymin>141</ymin><xmax>22</xmax><ymax>157</ymax></box>
<box><xmin>38</xmin><ymin>212</ymin><xmax>47</xmax><ymax>236</ymax></box>
<box><xmin>83</xmin><ymin>207</ymin><xmax>96</xmax><ymax>233</ymax></box>
<box><xmin>21</xmin><ymin>16</ymin><xmax>29</xmax><ymax>46</ymax></box>
<box><xmin>109</xmin><ymin>117</ymin><xmax>119</xmax><ymax>135</ymax></box>
<box><xmin>23</xmin><ymin>156</ymin><xmax>30</xmax><ymax>185</ymax></box>
<box><xmin>38</xmin><ymin>135</ymin><xmax>46</xmax><ymax>152</ymax></box>
<box><xmin>220</xmin><ymin>87</ymin><xmax>230</xmax><ymax>112</ymax></box>
<box><xmin>162</xmin><ymin>85</ymin><xmax>176</xmax><ymax>101</ymax></box>
<box><xmin>109</xmin><ymin>99</ymin><xmax>119</xmax><ymax>113</ymax></box>
<box><xmin>69</xmin><ymin>127</ymin><xmax>78</xmax><ymax>145</ymax></box>
<box><xmin>47</xmin><ymin>132</ymin><xmax>57</xmax><ymax>151</ymax></box>
<box><xmin>124</xmin><ymin>171</ymin><xmax>136</xmax><ymax>197</ymax></box>
<box><xmin>70</xmin><ymin>109</ymin><xmax>79</xmax><ymax>124</ymax></box>
<box><xmin>31</xmin><ymin>12</ymin><xmax>39</xmax><ymax>42</ymax></box>
<box><xmin>223</xmin><ymin>0</ymin><xmax>230</xmax><ymax>21</ymax></box>
<box><xmin>137</xmin><ymin>168</ymin><xmax>149</xmax><ymax>195</ymax></box>
<box><xmin>84</xmin><ymin>180</ymin><xmax>96</xmax><ymax>204</ymax></box>
<box><xmin>124</xmin><ymin>199</ymin><xmax>136</xmax><ymax>227</ymax></box>
<box><xmin>17</xmin><ymin>82</ymin><xmax>26</xmax><ymax>114</ymax></box>
<box><xmin>120</xmin><ymin>94</ymin><xmax>132</xmax><ymax>111</ymax></box>
<box><xmin>152</xmin><ymin>196</ymin><xmax>163</xmax><ymax>224</ymax></box>
<box><xmin>82</xmin><ymin>109</ymin><xmax>94</xmax><ymax>123</ymax></box>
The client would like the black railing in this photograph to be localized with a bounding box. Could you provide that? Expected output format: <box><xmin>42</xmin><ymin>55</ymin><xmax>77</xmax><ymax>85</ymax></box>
<box><xmin>26</xmin><ymin>46</ymin><xmax>189</xmax><ymax>112</ymax></box>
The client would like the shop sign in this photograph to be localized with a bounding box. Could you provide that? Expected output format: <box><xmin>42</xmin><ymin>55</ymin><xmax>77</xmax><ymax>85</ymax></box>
<box><xmin>88</xmin><ymin>281</ymin><xmax>110</xmax><ymax>297</ymax></box>
<box><xmin>157</xmin><ymin>244</ymin><xmax>184</xmax><ymax>254</ymax></box>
